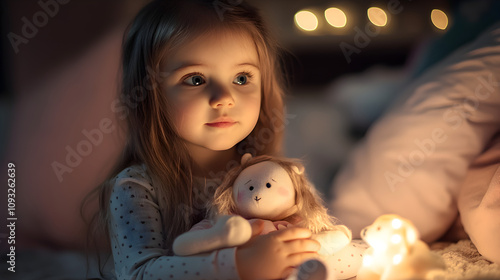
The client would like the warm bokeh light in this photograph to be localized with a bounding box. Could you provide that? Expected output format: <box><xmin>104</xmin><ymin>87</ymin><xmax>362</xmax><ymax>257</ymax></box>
<box><xmin>325</xmin><ymin>7</ymin><xmax>347</xmax><ymax>28</ymax></box>
<box><xmin>295</xmin><ymin>10</ymin><xmax>318</xmax><ymax>31</ymax></box>
<box><xmin>431</xmin><ymin>9</ymin><xmax>448</xmax><ymax>30</ymax></box>
<box><xmin>367</xmin><ymin>7</ymin><xmax>388</xmax><ymax>27</ymax></box>
<box><xmin>363</xmin><ymin>254</ymin><xmax>373</xmax><ymax>266</ymax></box>
<box><xmin>391</xmin><ymin>234</ymin><xmax>402</xmax><ymax>244</ymax></box>
<box><xmin>392</xmin><ymin>218</ymin><xmax>402</xmax><ymax>229</ymax></box>
<box><xmin>393</xmin><ymin>254</ymin><xmax>403</xmax><ymax>265</ymax></box>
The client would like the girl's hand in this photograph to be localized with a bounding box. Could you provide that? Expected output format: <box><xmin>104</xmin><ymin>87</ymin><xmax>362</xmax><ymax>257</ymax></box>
<box><xmin>235</xmin><ymin>227</ymin><xmax>320</xmax><ymax>280</ymax></box>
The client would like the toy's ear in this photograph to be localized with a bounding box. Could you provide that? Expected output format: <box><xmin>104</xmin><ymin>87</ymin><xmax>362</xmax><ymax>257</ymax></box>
<box><xmin>241</xmin><ymin>153</ymin><xmax>253</xmax><ymax>165</ymax></box>
<box><xmin>405</xmin><ymin>222</ymin><xmax>419</xmax><ymax>245</ymax></box>
<box><xmin>292</xmin><ymin>164</ymin><xmax>304</xmax><ymax>175</ymax></box>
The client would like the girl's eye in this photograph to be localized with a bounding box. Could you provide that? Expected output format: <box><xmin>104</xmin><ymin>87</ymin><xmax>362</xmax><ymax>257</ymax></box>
<box><xmin>233</xmin><ymin>73</ymin><xmax>250</xmax><ymax>85</ymax></box>
<box><xmin>183</xmin><ymin>75</ymin><xmax>205</xmax><ymax>86</ymax></box>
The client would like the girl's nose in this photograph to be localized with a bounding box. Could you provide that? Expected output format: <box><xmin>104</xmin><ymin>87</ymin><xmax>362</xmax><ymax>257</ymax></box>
<box><xmin>209</xmin><ymin>85</ymin><xmax>234</xmax><ymax>108</ymax></box>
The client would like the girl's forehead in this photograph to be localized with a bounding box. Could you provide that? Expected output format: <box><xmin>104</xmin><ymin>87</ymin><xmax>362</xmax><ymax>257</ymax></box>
<box><xmin>162</xmin><ymin>28</ymin><xmax>260</xmax><ymax>71</ymax></box>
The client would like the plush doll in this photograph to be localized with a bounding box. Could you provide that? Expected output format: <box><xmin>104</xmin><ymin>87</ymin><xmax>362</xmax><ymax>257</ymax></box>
<box><xmin>357</xmin><ymin>214</ymin><xmax>445</xmax><ymax>280</ymax></box>
<box><xmin>173</xmin><ymin>154</ymin><xmax>365</xmax><ymax>280</ymax></box>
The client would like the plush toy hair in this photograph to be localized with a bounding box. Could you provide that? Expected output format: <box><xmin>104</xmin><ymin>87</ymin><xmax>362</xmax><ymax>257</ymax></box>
<box><xmin>207</xmin><ymin>155</ymin><xmax>349</xmax><ymax>236</ymax></box>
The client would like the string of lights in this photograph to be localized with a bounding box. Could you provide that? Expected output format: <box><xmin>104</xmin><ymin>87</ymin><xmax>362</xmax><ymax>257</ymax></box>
<box><xmin>294</xmin><ymin>6</ymin><xmax>449</xmax><ymax>32</ymax></box>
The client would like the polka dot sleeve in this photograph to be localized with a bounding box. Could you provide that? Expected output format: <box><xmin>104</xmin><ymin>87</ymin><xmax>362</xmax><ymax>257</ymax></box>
<box><xmin>109</xmin><ymin>165</ymin><xmax>240</xmax><ymax>280</ymax></box>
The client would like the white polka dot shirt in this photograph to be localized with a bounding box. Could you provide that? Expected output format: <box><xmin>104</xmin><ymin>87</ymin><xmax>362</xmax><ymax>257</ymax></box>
<box><xmin>108</xmin><ymin>164</ymin><xmax>240</xmax><ymax>280</ymax></box>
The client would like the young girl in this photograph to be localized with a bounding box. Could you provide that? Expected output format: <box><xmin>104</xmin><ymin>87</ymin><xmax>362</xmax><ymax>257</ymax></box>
<box><xmin>85</xmin><ymin>0</ymin><xmax>321</xmax><ymax>279</ymax></box>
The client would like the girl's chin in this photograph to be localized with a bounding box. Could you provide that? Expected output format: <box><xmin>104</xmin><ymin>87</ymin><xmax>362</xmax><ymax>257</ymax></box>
<box><xmin>204</xmin><ymin>139</ymin><xmax>243</xmax><ymax>152</ymax></box>
<box><xmin>185</xmin><ymin>140</ymin><xmax>237</xmax><ymax>152</ymax></box>
<box><xmin>205</xmin><ymin>144</ymin><xmax>238</xmax><ymax>152</ymax></box>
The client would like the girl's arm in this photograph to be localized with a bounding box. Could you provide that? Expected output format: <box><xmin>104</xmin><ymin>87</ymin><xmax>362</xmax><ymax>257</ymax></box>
<box><xmin>109</xmin><ymin>166</ymin><xmax>240</xmax><ymax>280</ymax></box>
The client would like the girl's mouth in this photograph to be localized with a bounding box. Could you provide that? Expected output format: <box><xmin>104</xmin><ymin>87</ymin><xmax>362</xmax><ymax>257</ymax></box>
<box><xmin>205</xmin><ymin>122</ymin><xmax>237</xmax><ymax>128</ymax></box>
<box><xmin>206</xmin><ymin>117</ymin><xmax>237</xmax><ymax>128</ymax></box>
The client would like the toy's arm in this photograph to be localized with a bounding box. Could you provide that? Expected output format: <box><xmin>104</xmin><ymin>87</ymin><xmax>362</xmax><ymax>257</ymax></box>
<box><xmin>312</xmin><ymin>225</ymin><xmax>352</xmax><ymax>255</ymax></box>
<box><xmin>173</xmin><ymin>215</ymin><xmax>252</xmax><ymax>256</ymax></box>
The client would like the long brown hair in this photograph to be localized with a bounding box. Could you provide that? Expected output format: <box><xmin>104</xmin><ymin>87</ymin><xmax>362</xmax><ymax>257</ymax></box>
<box><xmin>82</xmin><ymin>0</ymin><xmax>288</xmax><ymax>266</ymax></box>
<box><xmin>208</xmin><ymin>155</ymin><xmax>348</xmax><ymax>234</ymax></box>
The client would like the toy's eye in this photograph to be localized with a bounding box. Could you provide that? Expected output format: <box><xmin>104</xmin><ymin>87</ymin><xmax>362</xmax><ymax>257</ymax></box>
<box><xmin>249</xmin><ymin>186</ymin><xmax>254</xmax><ymax>191</ymax></box>
<box><xmin>266</xmin><ymin>183</ymin><xmax>271</xmax><ymax>188</ymax></box>
<box><xmin>377</xmin><ymin>226</ymin><xmax>381</xmax><ymax>231</ymax></box>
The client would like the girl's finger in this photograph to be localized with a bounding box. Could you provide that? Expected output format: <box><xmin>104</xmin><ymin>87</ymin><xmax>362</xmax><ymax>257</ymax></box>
<box><xmin>249</xmin><ymin>219</ymin><xmax>264</xmax><ymax>237</ymax></box>
<box><xmin>285</xmin><ymin>238</ymin><xmax>321</xmax><ymax>254</ymax></box>
<box><xmin>273</xmin><ymin>227</ymin><xmax>312</xmax><ymax>241</ymax></box>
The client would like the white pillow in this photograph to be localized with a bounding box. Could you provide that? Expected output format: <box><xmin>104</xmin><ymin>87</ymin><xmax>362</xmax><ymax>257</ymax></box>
<box><xmin>458</xmin><ymin>135</ymin><xmax>500</xmax><ymax>263</ymax></box>
<box><xmin>330</xmin><ymin>22</ymin><xmax>500</xmax><ymax>242</ymax></box>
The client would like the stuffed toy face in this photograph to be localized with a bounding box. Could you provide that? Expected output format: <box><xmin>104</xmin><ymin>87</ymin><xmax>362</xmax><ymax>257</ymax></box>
<box><xmin>232</xmin><ymin>161</ymin><xmax>296</xmax><ymax>220</ymax></box>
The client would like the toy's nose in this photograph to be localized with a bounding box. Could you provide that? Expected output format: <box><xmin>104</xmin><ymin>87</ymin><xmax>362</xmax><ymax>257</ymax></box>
<box><xmin>254</xmin><ymin>196</ymin><xmax>261</xmax><ymax>202</ymax></box>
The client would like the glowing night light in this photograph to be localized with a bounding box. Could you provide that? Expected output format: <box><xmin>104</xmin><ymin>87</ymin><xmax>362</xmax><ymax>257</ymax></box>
<box><xmin>367</xmin><ymin>7</ymin><xmax>388</xmax><ymax>27</ymax></box>
<box><xmin>295</xmin><ymin>10</ymin><xmax>318</xmax><ymax>31</ymax></box>
<box><xmin>392</xmin><ymin>218</ymin><xmax>402</xmax><ymax>229</ymax></box>
<box><xmin>391</xmin><ymin>234</ymin><xmax>402</xmax><ymax>244</ymax></box>
<box><xmin>393</xmin><ymin>254</ymin><xmax>403</xmax><ymax>265</ymax></box>
<box><xmin>373</xmin><ymin>241</ymin><xmax>387</xmax><ymax>252</ymax></box>
<box><xmin>325</xmin><ymin>7</ymin><xmax>347</xmax><ymax>28</ymax></box>
<box><xmin>431</xmin><ymin>9</ymin><xmax>448</xmax><ymax>30</ymax></box>
<box><xmin>358</xmin><ymin>214</ymin><xmax>446</xmax><ymax>280</ymax></box>
<box><xmin>363</xmin><ymin>254</ymin><xmax>373</xmax><ymax>266</ymax></box>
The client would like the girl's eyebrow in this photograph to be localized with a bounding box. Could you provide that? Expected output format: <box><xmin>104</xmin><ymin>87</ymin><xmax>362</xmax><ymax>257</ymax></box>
<box><xmin>236</xmin><ymin>62</ymin><xmax>260</xmax><ymax>70</ymax></box>
<box><xmin>244</xmin><ymin>179</ymin><xmax>252</xmax><ymax>185</ymax></box>
<box><xmin>170</xmin><ymin>62</ymin><xmax>260</xmax><ymax>73</ymax></box>
<box><xmin>171</xmin><ymin>63</ymin><xmax>206</xmax><ymax>73</ymax></box>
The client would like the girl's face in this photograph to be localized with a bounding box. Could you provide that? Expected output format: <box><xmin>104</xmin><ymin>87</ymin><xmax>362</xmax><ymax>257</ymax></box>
<box><xmin>162</xmin><ymin>30</ymin><xmax>261</xmax><ymax>152</ymax></box>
